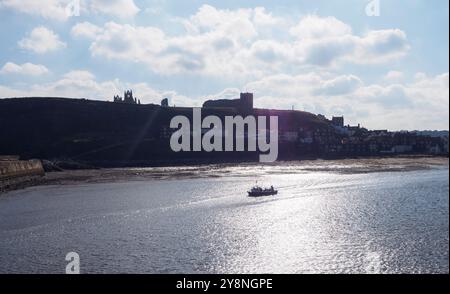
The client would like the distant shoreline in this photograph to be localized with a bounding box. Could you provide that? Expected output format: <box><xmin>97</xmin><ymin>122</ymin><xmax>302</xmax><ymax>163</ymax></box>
<box><xmin>2</xmin><ymin>98</ymin><xmax>448</xmax><ymax>170</ymax></box>
<box><xmin>1</xmin><ymin>155</ymin><xmax>448</xmax><ymax>195</ymax></box>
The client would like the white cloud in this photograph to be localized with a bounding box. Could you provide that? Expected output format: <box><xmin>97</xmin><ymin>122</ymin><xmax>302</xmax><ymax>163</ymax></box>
<box><xmin>249</xmin><ymin>40</ymin><xmax>291</xmax><ymax>64</ymax></box>
<box><xmin>290</xmin><ymin>15</ymin><xmax>352</xmax><ymax>39</ymax></box>
<box><xmin>407</xmin><ymin>72</ymin><xmax>449</xmax><ymax>108</ymax></box>
<box><xmin>384</xmin><ymin>70</ymin><xmax>404</xmax><ymax>81</ymax></box>
<box><xmin>63</xmin><ymin>70</ymin><xmax>95</xmax><ymax>80</ymax></box>
<box><xmin>414</xmin><ymin>72</ymin><xmax>427</xmax><ymax>81</ymax></box>
<box><xmin>293</xmin><ymin>29</ymin><xmax>409</xmax><ymax>67</ymax></box>
<box><xmin>243</xmin><ymin>72</ymin><xmax>363</xmax><ymax>99</ymax></box>
<box><xmin>352</xmin><ymin>73</ymin><xmax>449</xmax><ymax>130</ymax></box>
<box><xmin>71</xmin><ymin>21</ymin><xmax>104</xmax><ymax>39</ymax></box>
<box><xmin>0</xmin><ymin>70</ymin><xmax>119</xmax><ymax>99</ymax></box>
<box><xmin>0</xmin><ymin>62</ymin><xmax>49</xmax><ymax>76</ymax></box>
<box><xmin>0</xmin><ymin>70</ymin><xmax>448</xmax><ymax>130</ymax></box>
<box><xmin>0</xmin><ymin>0</ymin><xmax>140</xmax><ymax>20</ymax></box>
<box><xmin>354</xmin><ymin>84</ymin><xmax>412</xmax><ymax>108</ymax></box>
<box><xmin>355</xmin><ymin>29</ymin><xmax>410</xmax><ymax>63</ymax></box>
<box><xmin>72</xmin><ymin>7</ymin><xmax>410</xmax><ymax>78</ymax></box>
<box><xmin>184</xmin><ymin>4</ymin><xmax>257</xmax><ymax>38</ymax></box>
<box><xmin>2</xmin><ymin>4</ymin><xmax>441</xmax><ymax>130</ymax></box>
<box><xmin>253</xmin><ymin>7</ymin><xmax>280</xmax><ymax>27</ymax></box>
<box><xmin>349</xmin><ymin>73</ymin><xmax>449</xmax><ymax>130</ymax></box>
<box><xmin>0</xmin><ymin>0</ymin><xmax>70</xmax><ymax>21</ymax></box>
<box><xmin>240</xmin><ymin>72</ymin><xmax>448</xmax><ymax>130</ymax></box>
<box><xmin>0</xmin><ymin>85</ymin><xmax>29</xmax><ymax>97</ymax></box>
<box><xmin>18</xmin><ymin>26</ymin><xmax>66</xmax><ymax>54</ymax></box>
<box><xmin>73</xmin><ymin>5</ymin><xmax>266</xmax><ymax>76</ymax></box>
<box><xmin>200</xmin><ymin>88</ymin><xmax>241</xmax><ymax>102</ymax></box>
<box><xmin>0</xmin><ymin>69</ymin><xmax>196</xmax><ymax>105</ymax></box>
<box><xmin>88</xmin><ymin>0</ymin><xmax>140</xmax><ymax>18</ymax></box>
<box><xmin>294</xmin><ymin>35</ymin><xmax>357</xmax><ymax>66</ymax></box>
<box><xmin>315</xmin><ymin>75</ymin><xmax>363</xmax><ymax>96</ymax></box>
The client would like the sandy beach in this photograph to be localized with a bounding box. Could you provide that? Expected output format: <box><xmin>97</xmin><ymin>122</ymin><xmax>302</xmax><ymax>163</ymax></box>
<box><xmin>0</xmin><ymin>156</ymin><xmax>445</xmax><ymax>194</ymax></box>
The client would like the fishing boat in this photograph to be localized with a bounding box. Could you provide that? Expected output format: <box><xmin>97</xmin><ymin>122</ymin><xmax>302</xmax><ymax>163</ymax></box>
<box><xmin>247</xmin><ymin>185</ymin><xmax>278</xmax><ymax>197</ymax></box>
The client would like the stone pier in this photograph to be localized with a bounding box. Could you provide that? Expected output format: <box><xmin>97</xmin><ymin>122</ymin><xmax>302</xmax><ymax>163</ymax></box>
<box><xmin>0</xmin><ymin>156</ymin><xmax>45</xmax><ymax>193</ymax></box>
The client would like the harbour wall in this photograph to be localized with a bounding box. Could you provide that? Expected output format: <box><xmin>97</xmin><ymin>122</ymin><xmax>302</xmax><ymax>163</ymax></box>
<box><xmin>0</xmin><ymin>157</ymin><xmax>45</xmax><ymax>193</ymax></box>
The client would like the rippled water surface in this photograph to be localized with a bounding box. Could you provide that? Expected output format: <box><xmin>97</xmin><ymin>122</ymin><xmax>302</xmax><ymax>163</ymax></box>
<box><xmin>0</xmin><ymin>163</ymin><xmax>448</xmax><ymax>273</ymax></box>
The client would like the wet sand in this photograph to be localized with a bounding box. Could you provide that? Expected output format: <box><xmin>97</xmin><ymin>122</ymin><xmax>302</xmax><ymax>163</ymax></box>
<box><xmin>1</xmin><ymin>156</ymin><xmax>444</xmax><ymax>193</ymax></box>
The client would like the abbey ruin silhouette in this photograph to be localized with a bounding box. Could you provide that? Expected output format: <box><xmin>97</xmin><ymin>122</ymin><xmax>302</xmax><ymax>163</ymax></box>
<box><xmin>113</xmin><ymin>90</ymin><xmax>141</xmax><ymax>105</ymax></box>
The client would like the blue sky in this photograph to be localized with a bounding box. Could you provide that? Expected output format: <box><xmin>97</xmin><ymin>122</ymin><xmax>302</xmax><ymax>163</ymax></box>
<box><xmin>0</xmin><ymin>0</ymin><xmax>448</xmax><ymax>130</ymax></box>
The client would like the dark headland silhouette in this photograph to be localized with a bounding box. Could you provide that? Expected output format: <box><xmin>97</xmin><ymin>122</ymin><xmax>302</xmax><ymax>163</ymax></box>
<box><xmin>0</xmin><ymin>92</ymin><xmax>448</xmax><ymax>169</ymax></box>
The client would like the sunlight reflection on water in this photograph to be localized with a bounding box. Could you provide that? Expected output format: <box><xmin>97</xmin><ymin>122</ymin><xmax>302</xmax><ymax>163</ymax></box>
<box><xmin>0</xmin><ymin>165</ymin><xmax>448</xmax><ymax>273</ymax></box>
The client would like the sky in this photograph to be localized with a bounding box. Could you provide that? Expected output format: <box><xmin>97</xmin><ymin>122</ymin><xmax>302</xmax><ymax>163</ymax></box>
<box><xmin>0</xmin><ymin>0</ymin><xmax>448</xmax><ymax>131</ymax></box>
